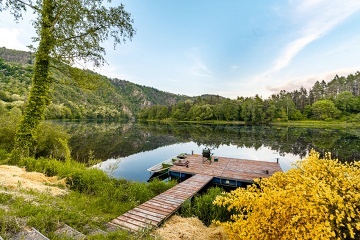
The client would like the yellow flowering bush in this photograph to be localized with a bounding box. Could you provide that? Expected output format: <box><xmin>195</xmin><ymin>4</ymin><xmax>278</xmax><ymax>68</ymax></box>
<box><xmin>213</xmin><ymin>150</ymin><xmax>360</xmax><ymax>240</ymax></box>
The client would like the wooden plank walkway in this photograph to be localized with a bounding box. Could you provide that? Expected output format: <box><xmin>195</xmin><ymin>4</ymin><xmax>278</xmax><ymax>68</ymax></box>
<box><xmin>109</xmin><ymin>174</ymin><xmax>213</xmax><ymax>232</ymax></box>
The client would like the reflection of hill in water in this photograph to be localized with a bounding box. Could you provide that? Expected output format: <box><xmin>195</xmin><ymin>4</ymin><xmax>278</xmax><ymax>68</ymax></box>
<box><xmin>61</xmin><ymin>122</ymin><xmax>180</xmax><ymax>162</ymax></box>
<box><xmin>59</xmin><ymin>122</ymin><xmax>360</xmax><ymax>163</ymax></box>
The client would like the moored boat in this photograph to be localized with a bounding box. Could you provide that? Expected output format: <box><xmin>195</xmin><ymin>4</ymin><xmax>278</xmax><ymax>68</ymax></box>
<box><xmin>147</xmin><ymin>153</ymin><xmax>189</xmax><ymax>173</ymax></box>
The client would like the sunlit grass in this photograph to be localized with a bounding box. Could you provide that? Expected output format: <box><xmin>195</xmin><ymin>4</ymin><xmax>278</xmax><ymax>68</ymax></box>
<box><xmin>270</xmin><ymin>119</ymin><xmax>360</xmax><ymax>128</ymax></box>
<box><xmin>0</xmin><ymin>155</ymin><xmax>177</xmax><ymax>239</ymax></box>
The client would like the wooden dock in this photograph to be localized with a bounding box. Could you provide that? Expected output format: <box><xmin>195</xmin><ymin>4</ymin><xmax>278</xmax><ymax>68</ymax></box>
<box><xmin>109</xmin><ymin>154</ymin><xmax>282</xmax><ymax>232</ymax></box>
<box><xmin>109</xmin><ymin>174</ymin><xmax>213</xmax><ymax>232</ymax></box>
<box><xmin>169</xmin><ymin>154</ymin><xmax>282</xmax><ymax>187</ymax></box>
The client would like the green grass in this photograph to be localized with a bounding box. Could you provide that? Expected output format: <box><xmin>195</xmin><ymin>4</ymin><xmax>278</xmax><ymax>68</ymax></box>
<box><xmin>151</xmin><ymin>119</ymin><xmax>246</xmax><ymax>125</ymax></box>
<box><xmin>179</xmin><ymin>187</ymin><xmax>231</xmax><ymax>226</ymax></box>
<box><xmin>270</xmin><ymin>120</ymin><xmax>360</xmax><ymax>128</ymax></box>
<box><xmin>0</xmin><ymin>154</ymin><xmax>233</xmax><ymax>239</ymax></box>
<box><xmin>152</xmin><ymin>118</ymin><xmax>360</xmax><ymax>128</ymax></box>
<box><xmin>0</xmin><ymin>156</ymin><xmax>177</xmax><ymax>239</ymax></box>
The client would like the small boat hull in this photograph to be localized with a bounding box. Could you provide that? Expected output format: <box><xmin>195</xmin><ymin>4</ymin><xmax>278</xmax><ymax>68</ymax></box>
<box><xmin>147</xmin><ymin>153</ymin><xmax>189</xmax><ymax>174</ymax></box>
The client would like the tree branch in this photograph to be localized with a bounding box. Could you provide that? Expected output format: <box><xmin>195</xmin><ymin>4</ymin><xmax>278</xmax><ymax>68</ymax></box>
<box><xmin>14</xmin><ymin>0</ymin><xmax>40</xmax><ymax>12</ymax></box>
<box><xmin>51</xmin><ymin>1</ymin><xmax>72</xmax><ymax>30</ymax></box>
<box><xmin>61</xmin><ymin>25</ymin><xmax>107</xmax><ymax>42</ymax></box>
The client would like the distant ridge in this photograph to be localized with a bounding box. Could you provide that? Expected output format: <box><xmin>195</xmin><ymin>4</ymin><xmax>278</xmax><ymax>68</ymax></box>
<box><xmin>0</xmin><ymin>47</ymin><xmax>33</xmax><ymax>65</ymax></box>
<box><xmin>0</xmin><ymin>47</ymin><xmax>198</xmax><ymax>120</ymax></box>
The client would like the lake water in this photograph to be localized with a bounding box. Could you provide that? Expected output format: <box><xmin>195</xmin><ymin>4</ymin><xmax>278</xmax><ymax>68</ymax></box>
<box><xmin>60</xmin><ymin>122</ymin><xmax>360</xmax><ymax>182</ymax></box>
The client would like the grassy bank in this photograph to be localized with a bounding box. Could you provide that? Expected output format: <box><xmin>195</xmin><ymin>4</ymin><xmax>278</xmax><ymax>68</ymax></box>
<box><xmin>0</xmin><ymin>156</ymin><xmax>177</xmax><ymax>239</ymax></box>
<box><xmin>149</xmin><ymin>119</ymin><xmax>360</xmax><ymax>128</ymax></box>
<box><xmin>270</xmin><ymin>120</ymin><xmax>360</xmax><ymax>128</ymax></box>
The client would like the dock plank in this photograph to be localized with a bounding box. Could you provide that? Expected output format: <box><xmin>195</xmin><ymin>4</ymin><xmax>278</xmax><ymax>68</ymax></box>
<box><xmin>152</xmin><ymin>195</ymin><xmax>184</xmax><ymax>204</ymax></box>
<box><xmin>129</xmin><ymin>208</ymin><xmax>166</xmax><ymax>219</ymax></box>
<box><xmin>148</xmin><ymin>197</ymin><xmax>182</xmax><ymax>207</ymax></box>
<box><xmin>136</xmin><ymin>205</ymin><xmax>170</xmax><ymax>216</ymax></box>
<box><xmin>116</xmin><ymin>215</ymin><xmax>156</xmax><ymax>228</ymax></box>
<box><xmin>126</xmin><ymin>210</ymin><xmax>163</xmax><ymax>222</ymax></box>
<box><xmin>111</xmin><ymin>218</ymin><xmax>141</xmax><ymax>232</ymax></box>
<box><xmin>121</xmin><ymin>212</ymin><xmax>158</xmax><ymax>226</ymax></box>
<box><xmin>140</xmin><ymin>203</ymin><xmax>175</xmax><ymax>214</ymax></box>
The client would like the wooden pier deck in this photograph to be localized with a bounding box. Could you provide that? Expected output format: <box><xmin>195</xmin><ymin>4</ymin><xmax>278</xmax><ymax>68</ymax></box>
<box><xmin>109</xmin><ymin>174</ymin><xmax>213</xmax><ymax>232</ymax></box>
<box><xmin>109</xmin><ymin>154</ymin><xmax>282</xmax><ymax>232</ymax></box>
<box><xmin>169</xmin><ymin>154</ymin><xmax>282</xmax><ymax>187</ymax></box>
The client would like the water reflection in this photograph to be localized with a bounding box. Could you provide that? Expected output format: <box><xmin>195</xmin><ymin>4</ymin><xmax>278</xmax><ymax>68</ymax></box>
<box><xmin>58</xmin><ymin>122</ymin><xmax>360</xmax><ymax>182</ymax></box>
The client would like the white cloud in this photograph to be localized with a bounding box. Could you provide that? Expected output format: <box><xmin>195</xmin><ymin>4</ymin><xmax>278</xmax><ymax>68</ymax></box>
<box><xmin>270</xmin><ymin>0</ymin><xmax>360</xmax><ymax>74</ymax></box>
<box><xmin>186</xmin><ymin>48</ymin><xmax>213</xmax><ymax>79</ymax></box>
<box><xmin>273</xmin><ymin>34</ymin><xmax>317</xmax><ymax>72</ymax></box>
<box><xmin>265</xmin><ymin>67</ymin><xmax>360</xmax><ymax>94</ymax></box>
<box><xmin>191</xmin><ymin>60</ymin><xmax>213</xmax><ymax>78</ymax></box>
<box><xmin>0</xmin><ymin>10</ymin><xmax>35</xmax><ymax>51</ymax></box>
<box><xmin>0</xmin><ymin>28</ymin><xmax>28</xmax><ymax>51</ymax></box>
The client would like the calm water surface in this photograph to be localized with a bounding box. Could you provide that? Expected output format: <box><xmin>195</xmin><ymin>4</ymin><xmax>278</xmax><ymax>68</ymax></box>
<box><xmin>60</xmin><ymin>122</ymin><xmax>360</xmax><ymax>182</ymax></box>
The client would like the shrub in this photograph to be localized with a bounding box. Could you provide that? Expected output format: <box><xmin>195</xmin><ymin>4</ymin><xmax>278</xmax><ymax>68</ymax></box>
<box><xmin>0</xmin><ymin>112</ymin><xmax>71</xmax><ymax>160</ymax></box>
<box><xmin>214</xmin><ymin>150</ymin><xmax>360</xmax><ymax>240</ymax></box>
<box><xmin>147</xmin><ymin>178</ymin><xmax>177</xmax><ymax>196</ymax></box>
<box><xmin>180</xmin><ymin>187</ymin><xmax>230</xmax><ymax>226</ymax></box>
<box><xmin>0</xmin><ymin>110</ymin><xmax>21</xmax><ymax>151</ymax></box>
<box><xmin>33</xmin><ymin>122</ymin><xmax>70</xmax><ymax>159</ymax></box>
<box><xmin>0</xmin><ymin>148</ymin><xmax>9</xmax><ymax>162</ymax></box>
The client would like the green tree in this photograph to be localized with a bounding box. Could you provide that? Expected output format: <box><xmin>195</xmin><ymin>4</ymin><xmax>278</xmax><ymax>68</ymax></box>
<box><xmin>221</xmin><ymin>99</ymin><xmax>240</xmax><ymax>121</ymax></box>
<box><xmin>171</xmin><ymin>101</ymin><xmax>192</xmax><ymax>120</ymax></box>
<box><xmin>264</xmin><ymin>99</ymin><xmax>276</xmax><ymax>122</ymax></box>
<box><xmin>311</xmin><ymin>100</ymin><xmax>340</xmax><ymax>120</ymax></box>
<box><xmin>272</xmin><ymin>91</ymin><xmax>299</xmax><ymax>121</ymax></box>
<box><xmin>335</xmin><ymin>91</ymin><xmax>355</xmax><ymax>114</ymax></box>
<box><xmin>187</xmin><ymin>104</ymin><xmax>213</xmax><ymax>121</ymax></box>
<box><xmin>1</xmin><ymin>0</ymin><xmax>135</xmax><ymax>160</ymax></box>
<box><xmin>0</xmin><ymin>101</ymin><xmax>7</xmax><ymax>115</ymax></box>
<box><xmin>155</xmin><ymin>105</ymin><xmax>169</xmax><ymax>119</ymax></box>
<box><xmin>241</xmin><ymin>95</ymin><xmax>265</xmax><ymax>124</ymax></box>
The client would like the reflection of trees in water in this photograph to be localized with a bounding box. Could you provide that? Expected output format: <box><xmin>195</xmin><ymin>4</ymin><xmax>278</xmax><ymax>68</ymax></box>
<box><xmin>60</xmin><ymin>121</ymin><xmax>360</xmax><ymax>163</ymax></box>
<box><xmin>63</xmin><ymin>122</ymin><xmax>182</xmax><ymax>162</ymax></box>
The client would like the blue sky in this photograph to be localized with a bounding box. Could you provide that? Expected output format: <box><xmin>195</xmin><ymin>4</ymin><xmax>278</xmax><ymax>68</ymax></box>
<box><xmin>1</xmin><ymin>0</ymin><xmax>360</xmax><ymax>99</ymax></box>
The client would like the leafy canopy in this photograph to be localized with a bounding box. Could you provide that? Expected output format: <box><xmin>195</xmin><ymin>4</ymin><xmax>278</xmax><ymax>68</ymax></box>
<box><xmin>1</xmin><ymin>0</ymin><xmax>135</xmax><ymax>160</ymax></box>
<box><xmin>214</xmin><ymin>150</ymin><xmax>360</xmax><ymax>240</ymax></box>
<box><xmin>0</xmin><ymin>0</ymin><xmax>135</xmax><ymax>67</ymax></box>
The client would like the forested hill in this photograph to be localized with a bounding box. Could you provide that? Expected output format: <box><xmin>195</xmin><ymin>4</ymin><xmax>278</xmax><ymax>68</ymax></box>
<box><xmin>0</xmin><ymin>47</ymin><xmax>194</xmax><ymax>120</ymax></box>
<box><xmin>139</xmin><ymin>71</ymin><xmax>360</xmax><ymax>123</ymax></box>
<box><xmin>3</xmin><ymin>47</ymin><xmax>360</xmax><ymax>123</ymax></box>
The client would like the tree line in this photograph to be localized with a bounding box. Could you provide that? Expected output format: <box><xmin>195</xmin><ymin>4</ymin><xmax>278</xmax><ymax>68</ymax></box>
<box><xmin>138</xmin><ymin>71</ymin><xmax>360</xmax><ymax>124</ymax></box>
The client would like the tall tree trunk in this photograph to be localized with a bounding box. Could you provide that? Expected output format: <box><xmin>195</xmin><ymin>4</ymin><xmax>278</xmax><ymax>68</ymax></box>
<box><xmin>11</xmin><ymin>0</ymin><xmax>55</xmax><ymax>162</ymax></box>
